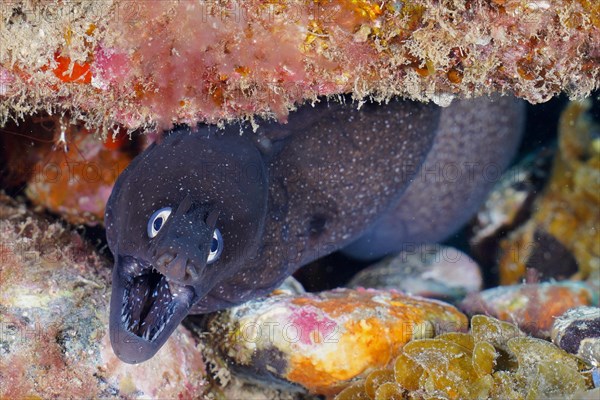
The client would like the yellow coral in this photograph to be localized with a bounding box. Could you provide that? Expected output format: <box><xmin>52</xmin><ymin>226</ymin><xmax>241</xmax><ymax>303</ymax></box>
<box><xmin>335</xmin><ymin>315</ymin><xmax>596</xmax><ymax>400</ymax></box>
<box><xmin>500</xmin><ymin>100</ymin><xmax>600</xmax><ymax>284</ymax></box>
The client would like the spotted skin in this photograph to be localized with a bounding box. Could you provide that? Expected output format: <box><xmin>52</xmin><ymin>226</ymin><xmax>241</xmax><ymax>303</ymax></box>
<box><xmin>344</xmin><ymin>96</ymin><xmax>525</xmax><ymax>259</ymax></box>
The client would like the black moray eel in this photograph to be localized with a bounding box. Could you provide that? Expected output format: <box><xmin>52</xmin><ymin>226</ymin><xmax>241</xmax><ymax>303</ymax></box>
<box><xmin>106</xmin><ymin>96</ymin><xmax>524</xmax><ymax>363</ymax></box>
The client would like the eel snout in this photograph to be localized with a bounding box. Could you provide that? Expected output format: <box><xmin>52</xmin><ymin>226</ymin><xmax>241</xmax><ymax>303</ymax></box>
<box><xmin>109</xmin><ymin>255</ymin><xmax>194</xmax><ymax>363</ymax></box>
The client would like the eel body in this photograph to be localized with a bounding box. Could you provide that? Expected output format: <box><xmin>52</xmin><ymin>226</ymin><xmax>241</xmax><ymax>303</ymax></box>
<box><xmin>105</xmin><ymin>96</ymin><xmax>524</xmax><ymax>363</ymax></box>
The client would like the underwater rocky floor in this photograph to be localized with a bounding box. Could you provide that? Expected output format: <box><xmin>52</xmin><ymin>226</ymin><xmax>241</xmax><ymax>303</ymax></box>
<box><xmin>0</xmin><ymin>96</ymin><xmax>599</xmax><ymax>399</ymax></box>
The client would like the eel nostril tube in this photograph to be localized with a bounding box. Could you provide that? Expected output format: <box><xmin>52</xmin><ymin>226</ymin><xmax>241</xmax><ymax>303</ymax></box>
<box><xmin>184</xmin><ymin>260</ymin><xmax>199</xmax><ymax>282</ymax></box>
<box><xmin>165</xmin><ymin>254</ymin><xmax>188</xmax><ymax>282</ymax></box>
<box><xmin>156</xmin><ymin>252</ymin><xmax>175</xmax><ymax>269</ymax></box>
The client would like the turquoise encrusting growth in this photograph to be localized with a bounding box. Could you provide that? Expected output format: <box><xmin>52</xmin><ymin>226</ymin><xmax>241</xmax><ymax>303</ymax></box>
<box><xmin>105</xmin><ymin>96</ymin><xmax>524</xmax><ymax>363</ymax></box>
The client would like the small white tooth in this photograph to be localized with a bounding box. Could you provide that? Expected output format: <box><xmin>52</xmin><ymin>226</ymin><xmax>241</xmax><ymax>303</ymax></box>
<box><xmin>152</xmin><ymin>324</ymin><xmax>164</xmax><ymax>341</ymax></box>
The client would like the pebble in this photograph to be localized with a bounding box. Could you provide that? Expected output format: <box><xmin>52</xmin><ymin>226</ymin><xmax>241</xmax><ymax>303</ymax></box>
<box><xmin>551</xmin><ymin>306</ymin><xmax>600</xmax><ymax>369</ymax></box>
<box><xmin>348</xmin><ymin>244</ymin><xmax>482</xmax><ymax>302</ymax></box>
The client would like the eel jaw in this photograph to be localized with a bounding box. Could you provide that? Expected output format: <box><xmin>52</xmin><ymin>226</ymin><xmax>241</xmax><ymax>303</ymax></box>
<box><xmin>109</xmin><ymin>256</ymin><xmax>195</xmax><ymax>364</ymax></box>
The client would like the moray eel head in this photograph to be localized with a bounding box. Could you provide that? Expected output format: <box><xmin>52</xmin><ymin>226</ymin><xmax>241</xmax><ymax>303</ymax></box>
<box><xmin>109</xmin><ymin>198</ymin><xmax>217</xmax><ymax>363</ymax></box>
<box><xmin>106</xmin><ymin>129</ymin><xmax>267</xmax><ymax>363</ymax></box>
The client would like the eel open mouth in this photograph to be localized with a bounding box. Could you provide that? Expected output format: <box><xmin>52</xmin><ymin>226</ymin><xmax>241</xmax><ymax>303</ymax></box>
<box><xmin>109</xmin><ymin>256</ymin><xmax>195</xmax><ymax>363</ymax></box>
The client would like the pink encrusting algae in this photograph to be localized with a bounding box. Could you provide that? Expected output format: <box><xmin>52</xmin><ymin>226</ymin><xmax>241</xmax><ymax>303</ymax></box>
<box><xmin>0</xmin><ymin>0</ymin><xmax>598</xmax><ymax>132</ymax></box>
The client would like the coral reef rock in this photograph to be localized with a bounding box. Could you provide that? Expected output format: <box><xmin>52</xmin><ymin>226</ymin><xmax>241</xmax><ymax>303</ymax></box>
<box><xmin>348</xmin><ymin>244</ymin><xmax>482</xmax><ymax>303</ymax></box>
<box><xmin>335</xmin><ymin>315</ymin><xmax>598</xmax><ymax>400</ymax></box>
<box><xmin>206</xmin><ymin>288</ymin><xmax>468</xmax><ymax>396</ymax></box>
<box><xmin>25</xmin><ymin>130</ymin><xmax>134</xmax><ymax>225</ymax></box>
<box><xmin>0</xmin><ymin>114</ymin><xmax>135</xmax><ymax>225</ymax></box>
<box><xmin>497</xmin><ymin>100</ymin><xmax>600</xmax><ymax>285</ymax></box>
<box><xmin>0</xmin><ymin>194</ymin><xmax>207</xmax><ymax>399</ymax></box>
<box><xmin>460</xmin><ymin>282</ymin><xmax>597</xmax><ymax>338</ymax></box>
<box><xmin>469</xmin><ymin>147</ymin><xmax>554</xmax><ymax>269</ymax></box>
<box><xmin>0</xmin><ymin>1</ymin><xmax>598</xmax><ymax>130</ymax></box>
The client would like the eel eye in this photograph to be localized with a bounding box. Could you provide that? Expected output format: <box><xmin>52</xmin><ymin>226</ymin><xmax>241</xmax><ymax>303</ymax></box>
<box><xmin>147</xmin><ymin>207</ymin><xmax>172</xmax><ymax>238</ymax></box>
<box><xmin>207</xmin><ymin>228</ymin><xmax>223</xmax><ymax>264</ymax></box>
